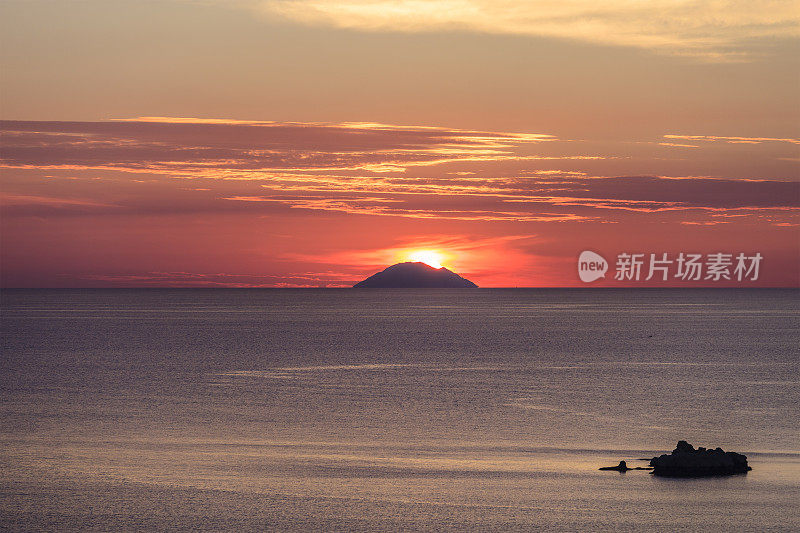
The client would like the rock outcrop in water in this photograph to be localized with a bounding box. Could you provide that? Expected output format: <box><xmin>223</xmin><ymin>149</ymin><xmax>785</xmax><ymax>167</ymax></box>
<box><xmin>598</xmin><ymin>460</ymin><xmax>652</xmax><ymax>472</ymax></box>
<box><xmin>352</xmin><ymin>262</ymin><xmax>478</xmax><ymax>288</ymax></box>
<box><xmin>650</xmin><ymin>441</ymin><xmax>751</xmax><ymax>477</ymax></box>
<box><xmin>599</xmin><ymin>460</ymin><xmax>631</xmax><ymax>472</ymax></box>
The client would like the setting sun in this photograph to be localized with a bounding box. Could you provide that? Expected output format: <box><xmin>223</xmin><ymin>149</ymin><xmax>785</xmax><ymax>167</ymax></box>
<box><xmin>407</xmin><ymin>250</ymin><xmax>444</xmax><ymax>269</ymax></box>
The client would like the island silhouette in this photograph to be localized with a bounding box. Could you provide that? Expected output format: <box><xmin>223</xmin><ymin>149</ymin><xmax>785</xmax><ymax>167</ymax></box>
<box><xmin>353</xmin><ymin>262</ymin><xmax>478</xmax><ymax>288</ymax></box>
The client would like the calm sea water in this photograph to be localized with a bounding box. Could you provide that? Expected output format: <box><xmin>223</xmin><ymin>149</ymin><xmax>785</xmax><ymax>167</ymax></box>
<box><xmin>1</xmin><ymin>288</ymin><xmax>798</xmax><ymax>531</ymax></box>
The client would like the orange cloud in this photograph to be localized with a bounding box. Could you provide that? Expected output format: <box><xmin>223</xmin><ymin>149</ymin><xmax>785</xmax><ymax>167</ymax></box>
<box><xmin>258</xmin><ymin>0</ymin><xmax>800</xmax><ymax>60</ymax></box>
<box><xmin>663</xmin><ymin>134</ymin><xmax>800</xmax><ymax>145</ymax></box>
<box><xmin>222</xmin><ymin>194</ymin><xmax>595</xmax><ymax>221</ymax></box>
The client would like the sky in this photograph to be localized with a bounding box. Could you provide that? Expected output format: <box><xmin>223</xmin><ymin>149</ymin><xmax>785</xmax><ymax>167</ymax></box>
<box><xmin>1</xmin><ymin>0</ymin><xmax>798</xmax><ymax>287</ymax></box>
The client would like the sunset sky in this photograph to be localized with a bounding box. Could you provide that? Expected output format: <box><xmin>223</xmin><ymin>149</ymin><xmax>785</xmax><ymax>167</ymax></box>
<box><xmin>1</xmin><ymin>0</ymin><xmax>798</xmax><ymax>287</ymax></box>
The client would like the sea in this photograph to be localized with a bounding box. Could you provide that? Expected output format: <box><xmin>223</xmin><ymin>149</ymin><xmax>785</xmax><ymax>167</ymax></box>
<box><xmin>1</xmin><ymin>288</ymin><xmax>798</xmax><ymax>531</ymax></box>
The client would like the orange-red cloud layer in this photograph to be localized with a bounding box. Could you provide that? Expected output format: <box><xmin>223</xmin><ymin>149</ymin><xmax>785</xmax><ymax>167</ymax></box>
<box><xmin>1</xmin><ymin>119</ymin><xmax>798</xmax><ymax>287</ymax></box>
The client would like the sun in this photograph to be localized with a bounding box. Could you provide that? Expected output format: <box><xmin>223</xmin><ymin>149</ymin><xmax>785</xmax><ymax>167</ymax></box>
<box><xmin>407</xmin><ymin>250</ymin><xmax>444</xmax><ymax>269</ymax></box>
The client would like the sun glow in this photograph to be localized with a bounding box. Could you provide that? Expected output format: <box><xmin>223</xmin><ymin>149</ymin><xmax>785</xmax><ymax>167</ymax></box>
<box><xmin>407</xmin><ymin>250</ymin><xmax>445</xmax><ymax>269</ymax></box>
